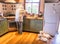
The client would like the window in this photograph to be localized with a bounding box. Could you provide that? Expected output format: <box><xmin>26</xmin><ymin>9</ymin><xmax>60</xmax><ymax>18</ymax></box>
<box><xmin>25</xmin><ymin>0</ymin><xmax>40</xmax><ymax>14</ymax></box>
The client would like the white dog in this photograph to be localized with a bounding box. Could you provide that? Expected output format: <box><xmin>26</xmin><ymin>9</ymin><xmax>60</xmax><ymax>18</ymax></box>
<box><xmin>37</xmin><ymin>31</ymin><xmax>52</xmax><ymax>42</ymax></box>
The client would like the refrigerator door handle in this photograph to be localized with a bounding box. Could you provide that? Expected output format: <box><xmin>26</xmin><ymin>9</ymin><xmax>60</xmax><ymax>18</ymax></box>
<box><xmin>43</xmin><ymin>20</ymin><xmax>45</xmax><ymax>26</ymax></box>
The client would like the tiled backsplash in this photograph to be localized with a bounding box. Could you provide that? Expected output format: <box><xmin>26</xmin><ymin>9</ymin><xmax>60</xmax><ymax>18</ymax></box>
<box><xmin>0</xmin><ymin>2</ymin><xmax>21</xmax><ymax>16</ymax></box>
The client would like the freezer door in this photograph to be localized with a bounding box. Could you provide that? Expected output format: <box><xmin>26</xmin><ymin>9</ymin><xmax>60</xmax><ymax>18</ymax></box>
<box><xmin>44</xmin><ymin>3</ymin><xmax>59</xmax><ymax>23</ymax></box>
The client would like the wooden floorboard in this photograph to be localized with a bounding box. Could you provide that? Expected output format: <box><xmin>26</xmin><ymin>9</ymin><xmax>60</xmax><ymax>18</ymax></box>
<box><xmin>0</xmin><ymin>31</ymin><xmax>46</xmax><ymax>44</ymax></box>
<box><xmin>1</xmin><ymin>31</ymin><xmax>60</xmax><ymax>44</ymax></box>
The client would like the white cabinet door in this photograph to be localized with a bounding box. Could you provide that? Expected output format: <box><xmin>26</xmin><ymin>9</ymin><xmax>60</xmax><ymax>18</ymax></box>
<box><xmin>43</xmin><ymin>22</ymin><xmax>59</xmax><ymax>36</ymax></box>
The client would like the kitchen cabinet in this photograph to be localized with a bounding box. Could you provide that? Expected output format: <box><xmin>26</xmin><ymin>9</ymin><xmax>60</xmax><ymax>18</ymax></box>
<box><xmin>4</xmin><ymin>16</ymin><xmax>17</xmax><ymax>31</ymax></box>
<box><xmin>23</xmin><ymin>16</ymin><xmax>43</xmax><ymax>33</ymax></box>
<box><xmin>23</xmin><ymin>18</ymin><xmax>30</xmax><ymax>31</ymax></box>
<box><xmin>30</xmin><ymin>19</ymin><xmax>43</xmax><ymax>32</ymax></box>
<box><xmin>0</xmin><ymin>18</ymin><xmax>8</xmax><ymax>36</ymax></box>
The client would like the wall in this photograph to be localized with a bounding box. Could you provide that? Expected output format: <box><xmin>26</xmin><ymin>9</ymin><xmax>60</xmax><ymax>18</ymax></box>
<box><xmin>15</xmin><ymin>0</ymin><xmax>44</xmax><ymax>13</ymax></box>
<box><xmin>19</xmin><ymin>0</ymin><xmax>24</xmax><ymax>3</ymax></box>
<box><xmin>40</xmin><ymin>0</ymin><xmax>44</xmax><ymax>13</ymax></box>
<box><xmin>15</xmin><ymin>0</ymin><xmax>24</xmax><ymax>4</ymax></box>
<box><xmin>0</xmin><ymin>0</ymin><xmax>44</xmax><ymax>14</ymax></box>
<box><xmin>15</xmin><ymin>0</ymin><xmax>19</xmax><ymax>2</ymax></box>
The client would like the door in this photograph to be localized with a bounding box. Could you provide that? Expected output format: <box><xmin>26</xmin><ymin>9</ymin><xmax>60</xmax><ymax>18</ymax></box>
<box><xmin>43</xmin><ymin>22</ymin><xmax>59</xmax><ymax>36</ymax></box>
<box><xmin>44</xmin><ymin>3</ymin><xmax>59</xmax><ymax>23</ymax></box>
<box><xmin>43</xmin><ymin>3</ymin><xmax>59</xmax><ymax>36</ymax></box>
<box><xmin>30</xmin><ymin>19</ymin><xmax>43</xmax><ymax>32</ymax></box>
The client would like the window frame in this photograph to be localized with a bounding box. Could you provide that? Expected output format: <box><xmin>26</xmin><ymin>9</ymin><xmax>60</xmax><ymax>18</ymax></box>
<box><xmin>24</xmin><ymin>0</ymin><xmax>40</xmax><ymax>14</ymax></box>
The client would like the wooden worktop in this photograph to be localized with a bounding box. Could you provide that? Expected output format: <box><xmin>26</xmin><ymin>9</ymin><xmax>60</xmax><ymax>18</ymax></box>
<box><xmin>26</xmin><ymin>15</ymin><xmax>43</xmax><ymax>20</ymax></box>
<box><xmin>3</xmin><ymin>15</ymin><xmax>43</xmax><ymax>20</ymax></box>
<box><xmin>4</xmin><ymin>16</ymin><xmax>15</xmax><ymax>19</ymax></box>
<box><xmin>3</xmin><ymin>16</ymin><xmax>43</xmax><ymax>20</ymax></box>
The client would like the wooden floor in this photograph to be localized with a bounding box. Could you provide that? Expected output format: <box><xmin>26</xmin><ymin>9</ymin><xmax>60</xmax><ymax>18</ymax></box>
<box><xmin>0</xmin><ymin>31</ymin><xmax>60</xmax><ymax>44</ymax></box>
<box><xmin>0</xmin><ymin>31</ymin><xmax>46</xmax><ymax>44</ymax></box>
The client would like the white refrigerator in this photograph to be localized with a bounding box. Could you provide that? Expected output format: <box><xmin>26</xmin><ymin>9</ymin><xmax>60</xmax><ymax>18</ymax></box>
<box><xmin>43</xmin><ymin>3</ymin><xmax>60</xmax><ymax>36</ymax></box>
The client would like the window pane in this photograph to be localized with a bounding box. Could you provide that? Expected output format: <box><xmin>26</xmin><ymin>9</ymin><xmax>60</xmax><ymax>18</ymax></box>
<box><xmin>26</xmin><ymin>0</ymin><xmax>32</xmax><ymax>2</ymax></box>
<box><xmin>25</xmin><ymin>3</ymin><xmax>32</xmax><ymax>13</ymax></box>
<box><xmin>26</xmin><ymin>0</ymin><xmax>40</xmax><ymax>2</ymax></box>
<box><xmin>32</xmin><ymin>0</ymin><xmax>40</xmax><ymax>2</ymax></box>
<box><xmin>32</xmin><ymin>3</ymin><xmax>39</xmax><ymax>14</ymax></box>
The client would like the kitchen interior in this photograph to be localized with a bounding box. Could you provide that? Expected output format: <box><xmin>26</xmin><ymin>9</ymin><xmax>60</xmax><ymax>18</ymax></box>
<box><xmin>0</xmin><ymin>0</ymin><xmax>60</xmax><ymax>44</ymax></box>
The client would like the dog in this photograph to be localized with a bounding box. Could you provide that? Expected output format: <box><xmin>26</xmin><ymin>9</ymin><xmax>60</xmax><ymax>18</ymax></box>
<box><xmin>37</xmin><ymin>31</ymin><xmax>53</xmax><ymax>42</ymax></box>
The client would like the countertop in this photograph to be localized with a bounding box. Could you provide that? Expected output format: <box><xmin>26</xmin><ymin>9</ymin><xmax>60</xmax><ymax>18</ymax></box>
<box><xmin>25</xmin><ymin>15</ymin><xmax>43</xmax><ymax>20</ymax></box>
<box><xmin>3</xmin><ymin>15</ymin><xmax>43</xmax><ymax>20</ymax></box>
